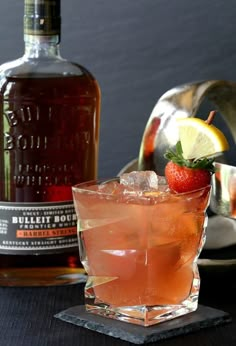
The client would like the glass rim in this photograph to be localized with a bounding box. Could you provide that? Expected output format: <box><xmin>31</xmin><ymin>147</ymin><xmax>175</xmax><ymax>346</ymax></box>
<box><xmin>72</xmin><ymin>178</ymin><xmax>211</xmax><ymax>198</ymax></box>
<box><xmin>72</xmin><ymin>178</ymin><xmax>120</xmax><ymax>195</ymax></box>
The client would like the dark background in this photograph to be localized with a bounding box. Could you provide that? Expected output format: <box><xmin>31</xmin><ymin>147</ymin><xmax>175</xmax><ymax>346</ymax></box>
<box><xmin>0</xmin><ymin>0</ymin><xmax>235</xmax><ymax>177</ymax></box>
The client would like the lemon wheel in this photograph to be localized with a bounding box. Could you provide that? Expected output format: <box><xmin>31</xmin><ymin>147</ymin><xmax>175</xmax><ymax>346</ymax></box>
<box><xmin>177</xmin><ymin>116</ymin><xmax>229</xmax><ymax>160</ymax></box>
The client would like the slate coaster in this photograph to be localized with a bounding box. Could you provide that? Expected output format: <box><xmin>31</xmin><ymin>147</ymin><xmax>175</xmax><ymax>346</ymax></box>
<box><xmin>55</xmin><ymin>305</ymin><xmax>231</xmax><ymax>344</ymax></box>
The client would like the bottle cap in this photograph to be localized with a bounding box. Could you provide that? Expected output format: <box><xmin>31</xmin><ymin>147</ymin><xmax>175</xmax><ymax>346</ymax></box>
<box><xmin>24</xmin><ymin>0</ymin><xmax>61</xmax><ymax>36</ymax></box>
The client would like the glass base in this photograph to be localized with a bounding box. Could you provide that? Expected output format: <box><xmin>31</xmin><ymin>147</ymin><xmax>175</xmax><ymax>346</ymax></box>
<box><xmin>85</xmin><ymin>297</ymin><xmax>198</xmax><ymax>327</ymax></box>
<box><xmin>85</xmin><ymin>275</ymin><xmax>200</xmax><ymax>327</ymax></box>
<box><xmin>85</xmin><ymin>264</ymin><xmax>200</xmax><ymax>327</ymax></box>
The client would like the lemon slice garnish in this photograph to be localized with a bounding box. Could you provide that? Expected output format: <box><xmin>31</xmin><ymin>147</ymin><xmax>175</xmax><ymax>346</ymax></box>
<box><xmin>177</xmin><ymin>117</ymin><xmax>229</xmax><ymax>160</ymax></box>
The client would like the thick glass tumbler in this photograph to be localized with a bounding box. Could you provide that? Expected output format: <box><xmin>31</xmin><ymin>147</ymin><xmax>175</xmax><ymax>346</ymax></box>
<box><xmin>72</xmin><ymin>179</ymin><xmax>211</xmax><ymax>326</ymax></box>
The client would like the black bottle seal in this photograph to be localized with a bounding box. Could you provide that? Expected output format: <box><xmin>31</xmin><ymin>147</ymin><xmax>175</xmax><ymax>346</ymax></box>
<box><xmin>24</xmin><ymin>0</ymin><xmax>61</xmax><ymax>37</ymax></box>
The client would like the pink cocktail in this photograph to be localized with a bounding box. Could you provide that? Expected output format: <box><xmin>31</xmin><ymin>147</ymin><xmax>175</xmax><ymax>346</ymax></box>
<box><xmin>72</xmin><ymin>174</ymin><xmax>210</xmax><ymax>326</ymax></box>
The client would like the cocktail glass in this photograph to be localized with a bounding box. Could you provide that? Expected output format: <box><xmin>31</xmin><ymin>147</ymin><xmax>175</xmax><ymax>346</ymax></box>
<box><xmin>72</xmin><ymin>177</ymin><xmax>211</xmax><ymax>327</ymax></box>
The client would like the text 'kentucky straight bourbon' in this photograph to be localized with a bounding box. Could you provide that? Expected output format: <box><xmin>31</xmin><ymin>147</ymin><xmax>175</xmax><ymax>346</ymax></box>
<box><xmin>0</xmin><ymin>0</ymin><xmax>101</xmax><ymax>286</ymax></box>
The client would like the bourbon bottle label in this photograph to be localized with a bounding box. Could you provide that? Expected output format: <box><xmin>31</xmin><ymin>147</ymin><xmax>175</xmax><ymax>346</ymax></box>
<box><xmin>0</xmin><ymin>201</ymin><xmax>78</xmax><ymax>255</ymax></box>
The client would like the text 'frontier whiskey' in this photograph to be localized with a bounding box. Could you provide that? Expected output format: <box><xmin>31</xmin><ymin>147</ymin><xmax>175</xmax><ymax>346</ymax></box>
<box><xmin>0</xmin><ymin>0</ymin><xmax>101</xmax><ymax>286</ymax></box>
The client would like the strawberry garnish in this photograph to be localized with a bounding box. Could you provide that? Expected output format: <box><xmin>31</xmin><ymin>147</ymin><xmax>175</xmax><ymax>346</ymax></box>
<box><xmin>164</xmin><ymin>141</ymin><xmax>215</xmax><ymax>193</ymax></box>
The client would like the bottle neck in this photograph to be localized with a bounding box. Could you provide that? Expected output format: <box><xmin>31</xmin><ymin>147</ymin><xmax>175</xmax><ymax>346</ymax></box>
<box><xmin>24</xmin><ymin>34</ymin><xmax>61</xmax><ymax>59</ymax></box>
<box><xmin>23</xmin><ymin>0</ymin><xmax>61</xmax><ymax>59</ymax></box>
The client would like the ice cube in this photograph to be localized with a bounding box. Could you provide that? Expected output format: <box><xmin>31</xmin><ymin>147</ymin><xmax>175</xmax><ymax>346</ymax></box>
<box><xmin>98</xmin><ymin>179</ymin><xmax>121</xmax><ymax>194</ymax></box>
<box><xmin>120</xmin><ymin>171</ymin><xmax>165</xmax><ymax>191</ymax></box>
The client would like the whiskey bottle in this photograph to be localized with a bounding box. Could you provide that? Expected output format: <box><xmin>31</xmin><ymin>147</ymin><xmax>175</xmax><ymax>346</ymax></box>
<box><xmin>0</xmin><ymin>0</ymin><xmax>101</xmax><ymax>286</ymax></box>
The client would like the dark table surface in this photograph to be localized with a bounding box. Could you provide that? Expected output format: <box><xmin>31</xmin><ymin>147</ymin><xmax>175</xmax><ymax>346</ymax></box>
<box><xmin>0</xmin><ymin>266</ymin><xmax>235</xmax><ymax>346</ymax></box>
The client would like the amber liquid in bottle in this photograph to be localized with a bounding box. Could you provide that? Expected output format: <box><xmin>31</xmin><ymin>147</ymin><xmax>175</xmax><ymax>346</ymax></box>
<box><xmin>0</xmin><ymin>1</ymin><xmax>101</xmax><ymax>286</ymax></box>
<box><xmin>0</xmin><ymin>74</ymin><xmax>100</xmax><ymax>286</ymax></box>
